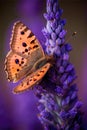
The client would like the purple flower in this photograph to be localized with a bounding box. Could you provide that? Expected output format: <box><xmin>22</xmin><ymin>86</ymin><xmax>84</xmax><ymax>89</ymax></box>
<box><xmin>36</xmin><ymin>0</ymin><xmax>83</xmax><ymax>130</ymax></box>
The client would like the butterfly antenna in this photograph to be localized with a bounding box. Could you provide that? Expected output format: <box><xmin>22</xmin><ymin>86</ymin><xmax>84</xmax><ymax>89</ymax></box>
<box><xmin>66</xmin><ymin>31</ymin><xmax>77</xmax><ymax>42</ymax></box>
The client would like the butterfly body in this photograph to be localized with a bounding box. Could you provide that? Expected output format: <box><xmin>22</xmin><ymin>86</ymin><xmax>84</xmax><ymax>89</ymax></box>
<box><xmin>5</xmin><ymin>21</ymin><xmax>52</xmax><ymax>93</ymax></box>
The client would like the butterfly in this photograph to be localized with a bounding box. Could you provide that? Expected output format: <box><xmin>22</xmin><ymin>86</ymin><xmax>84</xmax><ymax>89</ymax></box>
<box><xmin>4</xmin><ymin>21</ymin><xmax>53</xmax><ymax>94</ymax></box>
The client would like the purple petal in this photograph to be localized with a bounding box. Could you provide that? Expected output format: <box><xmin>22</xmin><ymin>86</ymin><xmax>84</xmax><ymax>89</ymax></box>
<box><xmin>51</xmin><ymin>32</ymin><xmax>57</xmax><ymax>41</ymax></box>
<box><xmin>65</xmin><ymin>43</ymin><xmax>72</xmax><ymax>51</ymax></box>
<box><xmin>59</xmin><ymin>30</ymin><xmax>67</xmax><ymax>38</ymax></box>
<box><xmin>55</xmin><ymin>25</ymin><xmax>62</xmax><ymax>34</ymax></box>
<box><xmin>56</xmin><ymin>38</ymin><xmax>62</xmax><ymax>45</ymax></box>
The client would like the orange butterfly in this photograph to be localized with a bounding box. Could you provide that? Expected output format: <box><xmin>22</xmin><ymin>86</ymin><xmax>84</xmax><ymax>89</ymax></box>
<box><xmin>5</xmin><ymin>21</ymin><xmax>52</xmax><ymax>94</ymax></box>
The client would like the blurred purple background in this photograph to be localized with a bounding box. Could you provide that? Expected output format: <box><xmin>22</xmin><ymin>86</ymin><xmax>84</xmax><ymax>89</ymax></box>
<box><xmin>0</xmin><ymin>0</ymin><xmax>87</xmax><ymax>129</ymax></box>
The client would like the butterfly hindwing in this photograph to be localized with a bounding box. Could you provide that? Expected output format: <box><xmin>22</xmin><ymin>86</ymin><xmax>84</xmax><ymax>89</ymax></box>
<box><xmin>5</xmin><ymin>51</ymin><xmax>30</xmax><ymax>82</ymax></box>
<box><xmin>13</xmin><ymin>63</ymin><xmax>51</xmax><ymax>93</ymax></box>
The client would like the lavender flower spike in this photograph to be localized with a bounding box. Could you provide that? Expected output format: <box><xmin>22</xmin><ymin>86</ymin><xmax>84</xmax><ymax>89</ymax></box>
<box><xmin>36</xmin><ymin>0</ymin><xmax>83</xmax><ymax>130</ymax></box>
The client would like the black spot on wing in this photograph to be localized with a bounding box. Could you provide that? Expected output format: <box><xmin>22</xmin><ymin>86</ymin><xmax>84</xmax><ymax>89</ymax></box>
<box><xmin>33</xmin><ymin>78</ymin><xmax>37</xmax><ymax>81</ymax></box>
<box><xmin>29</xmin><ymin>79</ymin><xmax>32</xmax><ymax>81</ymax></box>
<box><xmin>22</xmin><ymin>42</ymin><xmax>27</xmax><ymax>47</ymax></box>
<box><xmin>27</xmin><ymin>82</ymin><xmax>29</xmax><ymax>85</ymax></box>
<box><xmin>15</xmin><ymin>59</ymin><xmax>19</xmax><ymax>64</ymax></box>
<box><xmin>27</xmin><ymin>32</ymin><xmax>34</xmax><ymax>38</ymax></box>
<box><xmin>44</xmin><ymin>65</ymin><xmax>47</xmax><ymax>68</ymax></box>
<box><xmin>24</xmin><ymin>27</ymin><xmax>28</xmax><ymax>32</ymax></box>
<box><xmin>30</xmin><ymin>38</ymin><xmax>36</xmax><ymax>44</ymax></box>
<box><xmin>17</xmin><ymin>69</ymin><xmax>19</xmax><ymax>71</ymax></box>
<box><xmin>40</xmin><ymin>70</ymin><xmax>44</xmax><ymax>73</ymax></box>
<box><xmin>22</xmin><ymin>58</ymin><xmax>24</xmax><ymax>60</ymax></box>
<box><xmin>37</xmin><ymin>74</ymin><xmax>40</xmax><ymax>76</ymax></box>
<box><xmin>25</xmin><ymin>49</ymin><xmax>28</xmax><ymax>52</ymax></box>
<box><xmin>33</xmin><ymin>45</ymin><xmax>38</xmax><ymax>49</ymax></box>
<box><xmin>20</xmin><ymin>31</ymin><xmax>24</xmax><ymax>35</ymax></box>
<box><xmin>21</xmin><ymin>61</ymin><xmax>24</xmax><ymax>64</ymax></box>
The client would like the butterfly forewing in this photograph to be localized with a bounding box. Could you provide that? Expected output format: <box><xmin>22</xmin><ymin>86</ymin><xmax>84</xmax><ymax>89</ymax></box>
<box><xmin>13</xmin><ymin>63</ymin><xmax>51</xmax><ymax>93</ymax></box>
<box><xmin>10</xmin><ymin>21</ymin><xmax>44</xmax><ymax>58</ymax></box>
